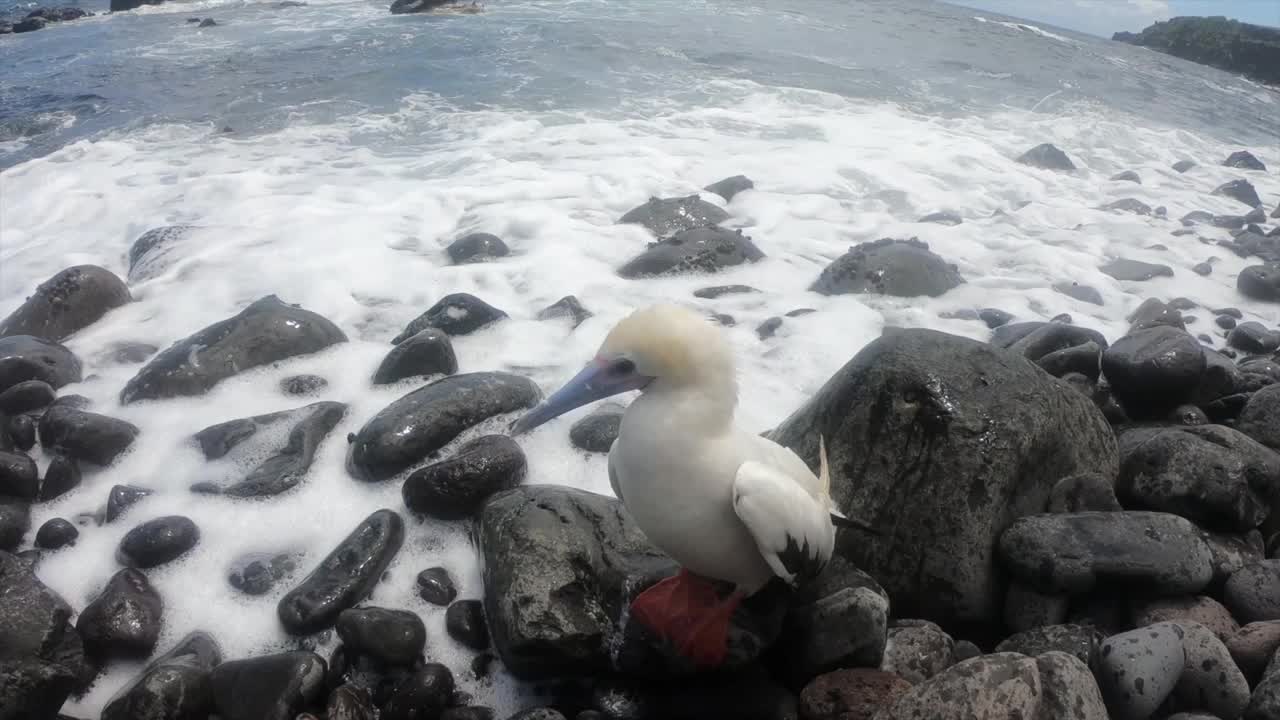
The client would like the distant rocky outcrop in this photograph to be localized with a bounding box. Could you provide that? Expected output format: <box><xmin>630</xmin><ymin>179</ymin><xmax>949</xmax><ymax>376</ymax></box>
<box><xmin>1113</xmin><ymin>17</ymin><xmax>1280</xmax><ymax>87</ymax></box>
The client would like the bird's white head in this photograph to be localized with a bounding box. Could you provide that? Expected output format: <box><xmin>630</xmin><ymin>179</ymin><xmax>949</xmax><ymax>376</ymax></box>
<box><xmin>510</xmin><ymin>303</ymin><xmax>737</xmax><ymax>434</ymax></box>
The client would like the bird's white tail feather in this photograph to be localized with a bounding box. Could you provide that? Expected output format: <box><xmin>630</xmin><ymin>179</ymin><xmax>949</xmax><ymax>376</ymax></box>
<box><xmin>818</xmin><ymin>434</ymin><xmax>830</xmax><ymax>497</ymax></box>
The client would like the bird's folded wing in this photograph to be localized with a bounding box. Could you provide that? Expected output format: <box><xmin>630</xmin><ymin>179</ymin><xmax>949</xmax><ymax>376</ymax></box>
<box><xmin>732</xmin><ymin>460</ymin><xmax>835</xmax><ymax>586</ymax></box>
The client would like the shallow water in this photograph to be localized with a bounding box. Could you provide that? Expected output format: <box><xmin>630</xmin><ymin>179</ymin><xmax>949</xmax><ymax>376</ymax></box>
<box><xmin>1</xmin><ymin>0</ymin><xmax>1279</xmax><ymax>715</ymax></box>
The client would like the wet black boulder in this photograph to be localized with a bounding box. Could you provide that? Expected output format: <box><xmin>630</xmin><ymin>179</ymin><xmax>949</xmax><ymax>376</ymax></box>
<box><xmin>76</xmin><ymin>568</ymin><xmax>163</xmax><ymax>661</ymax></box>
<box><xmin>1100</xmin><ymin>326</ymin><xmax>1206</xmax><ymax>418</ymax></box>
<box><xmin>389</xmin><ymin>0</ymin><xmax>451</xmax><ymax>13</ymax></box>
<box><xmin>703</xmin><ymin>175</ymin><xmax>754</xmax><ymax>202</ymax></box>
<box><xmin>1225</xmin><ymin>150</ymin><xmax>1267</xmax><ymax>171</ymax></box>
<box><xmin>1046</xmin><ymin>471</ymin><xmax>1122</xmax><ymax>513</ymax></box>
<box><xmin>0</xmin><ymin>659</ymin><xmax>79</xmax><ymax>718</ymax></box>
<box><xmin>0</xmin><ymin>335</ymin><xmax>82</xmax><ymax>394</ymax></box>
<box><xmin>126</xmin><ymin>225</ymin><xmax>201</xmax><ymax>283</ymax></box>
<box><xmin>227</xmin><ymin>552</ymin><xmax>297</xmax><ymax>596</ymax></box>
<box><xmin>38</xmin><ymin>404</ymin><xmax>139</xmax><ymax>466</ymax></box>
<box><xmin>193</xmin><ymin>401</ymin><xmax>347</xmax><ymax>497</ymax></box>
<box><xmin>402</xmin><ymin>435</ymin><xmax>525</xmax><ymax>520</ymax></box>
<box><xmin>121</xmin><ymin>295</ymin><xmax>347</xmax><ymax>404</ymax></box>
<box><xmin>0</xmin><ymin>498</ymin><xmax>30</xmax><ymax>551</ymax></box>
<box><xmin>0</xmin><ymin>380</ymin><xmax>55</xmax><ymax>415</ymax></box>
<box><xmin>1016</xmin><ymin>143</ymin><xmax>1076</xmax><ymax>171</ymax></box>
<box><xmin>1229</xmin><ymin>321</ymin><xmax>1280</xmax><ymax>354</ymax></box>
<box><xmin>999</xmin><ymin>512</ymin><xmax>1214</xmax><ymax>595</ymax></box>
<box><xmin>1099</xmin><ymin>257</ymin><xmax>1174</xmax><ymax>282</ymax></box>
<box><xmin>105</xmin><ymin>484</ymin><xmax>151</xmax><ymax>522</ymax></box>
<box><xmin>0</xmin><ymin>450</ymin><xmax>39</xmax><ymax>500</ymax></box>
<box><xmin>447</xmin><ymin>233</ymin><xmax>509</xmax><ymax>264</ymax></box>
<box><xmin>34</xmin><ymin>519</ymin><xmax>78</xmax><ymax>550</ymax></box>
<box><xmin>617</xmin><ymin>226</ymin><xmax>764</xmax><ymax>278</ymax></box>
<box><xmin>335</xmin><ymin>607</ymin><xmax>425</xmax><ymax>666</ymax></box>
<box><xmin>445</xmin><ymin>599</ymin><xmax>489</xmax><ymax>651</ymax></box>
<box><xmin>569</xmin><ymin>402</ymin><xmax>624</xmax><ymax>453</ymax></box>
<box><xmin>280</xmin><ymin>374</ymin><xmax>327</xmax><ymax>396</ymax></box>
<box><xmin>617</xmin><ymin>195</ymin><xmax>729</xmax><ymax>236</ymax></box>
<box><xmin>373</xmin><ymin>328</ymin><xmax>457</xmax><ymax>384</ymax></box>
<box><xmin>1053</xmin><ymin>281</ymin><xmax>1103</xmax><ymax>306</ymax></box>
<box><xmin>277</xmin><ymin>509</ymin><xmax>404</xmax><ymax>635</ymax></box>
<box><xmin>4</xmin><ymin>415</ymin><xmax>35</xmax><ymax>451</ymax></box>
<box><xmin>535</xmin><ymin>295</ymin><xmax>592</xmax><ymax>328</ymax></box>
<box><xmin>1214</xmin><ymin>179</ymin><xmax>1262</xmax><ymax>208</ymax></box>
<box><xmin>811</xmin><ymin>237</ymin><xmax>962</xmax><ymax>297</ymax></box>
<box><xmin>210</xmin><ymin>651</ymin><xmax>327</xmax><ymax>720</ymax></box>
<box><xmin>0</xmin><ymin>265</ymin><xmax>131</xmax><ymax>342</ymax></box>
<box><xmin>767</xmin><ymin>328</ymin><xmax>1117</xmax><ymax>632</ymax></box>
<box><xmin>392</xmin><ymin>293</ymin><xmax>506</xmax><ymax>341</ymax></box>
<box><xmin>1239</xmin><ymin>265</ymin><xmax>1280</xmax><ymax>302</ymax></box>
<box><xmin>416</xmin><ymin>567</ymin><xmax>456</xmax><ymax>606</ymax></box>
<box><xmin>101</xmin><ymin>631</ymin><xmax>222</xmax><ymax>720</ymax></box>
<box><xmin>1117</xmin><ymin>424</ymin><xmax>1278</xmax><ymax>532</ymax></box>
<box><xmin>381</xmin><ymin>663</ymin><xmax>454</xmax><ymax>720</ymax></box>
<box><xmin>347</xmin><ymin>372</ymin><xmax>540</xmax><ymax>482</ymax></box>
<box><xmin>1238</xmin><ymin>384</ymin><xmax>1280</xmax><ymax>450</ymax></box>
<box><xmin>118</xmin><ymin>516</ymin><xmax>201</xmax><ymax>568</ymax></box>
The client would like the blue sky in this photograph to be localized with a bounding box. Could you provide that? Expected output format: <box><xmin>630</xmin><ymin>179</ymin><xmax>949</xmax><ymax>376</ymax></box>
<box><xmin>950</xmin><ymin>0</ymin><xmax>1280</xmax><ymax>37</ymax></box>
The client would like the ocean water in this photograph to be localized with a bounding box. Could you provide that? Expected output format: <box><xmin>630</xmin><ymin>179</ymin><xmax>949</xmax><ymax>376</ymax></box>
<box><xmin>1</xmin><ymin>0</ymin><xmax>1279</xmax><ymax>715</ymax></box>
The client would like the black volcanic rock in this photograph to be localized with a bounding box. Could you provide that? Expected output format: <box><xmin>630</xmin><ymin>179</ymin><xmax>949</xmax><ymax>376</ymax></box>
<box><xmin>0</xmin><ymin>265</ymin><xmax>131</xmax><ymax>342</ymax></box>
<box><xmin>121</xmin><ymin>296</ymin><xmax>346</xmax><ymax>403</ymax></box>
<box><xmin>38</xmin><ymin>405</ymin><xmax>139</xmax><ymax>466</ymax></box>
<box><xmin>373</xmin><ymin>329</ymin><xmax>457</xmax><ymax>384</ymax></box>
<box><xmin>402</xmin><ymin>435</ymin><xmax>526</xmax><ymax>520</ymax></box>
<box><xmin>347</xmin><ymin>372</ymin><xmax>540</xmax><ymax>482</ymax></box>
<box><xmin>617</xmin><ymin>226</ymin><xmax>764</xmax><ymax>278</ymax></box>
<box><xmin>1214</xmin><ymin>179</ymin><xmax>1263</xmax><ymax>208</ymax></box>
<box><xmin>617</xmin><ymin>195</ymin><xmax>729</xmax><ymax>236</ymax></box>
<box><xmin>811</xmin><ymin>238</ymin><xmax>962</xmax><ymax>297</ymax></box>
<box><xmin>76</xmin><ymin>569</ymin><xmax>163</xmax><ymax>661</ymax></box>
<box><xmin>392</xmin><ymin>293</ymin><xmax>506</xmax><ymax>341</ymax></box>
<box><xmin>0</xmin><ymin>335</ymin><xmax>82</xmax><ymax>394</ymax></box>
<box><xmin>117</xmin><ymin>516</ymin><xmax>200</xmax><ymax>568</ymax></box>
<box><xmin>1016</xmin><ymin>143</ymin><xmax>1076</xmax><ymax>171</ymax></box>
<box><xmin>447</xmin><ymin>233</ymin><xmax>509</xmax><ymax>264</ymax></box>
<box><xmin>277</xmin><ymin>509</ymin><xmax>404</xmax><ymax>635</ymax></box>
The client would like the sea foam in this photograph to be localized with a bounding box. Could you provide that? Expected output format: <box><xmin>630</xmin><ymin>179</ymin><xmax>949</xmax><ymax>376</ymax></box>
<box><xmin>1</xmin><ymin>74</ymin><xmax>1278</xmax><ymax>715</ymax></box>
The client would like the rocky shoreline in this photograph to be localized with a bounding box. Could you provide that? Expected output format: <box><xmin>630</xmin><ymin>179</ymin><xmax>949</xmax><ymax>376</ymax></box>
<box><xmin>1</xmin><ymin>147</ymin><xmax>1280</xmax><ymax>719</ymax></box>
<box><xmin>1114</xmin><ymin>17</ymin><xmax>1280</xmax><ymax>88</ymax></box>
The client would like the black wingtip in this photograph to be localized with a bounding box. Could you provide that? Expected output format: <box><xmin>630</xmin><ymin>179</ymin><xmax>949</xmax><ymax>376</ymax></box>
<box><xmin>831</xmin><ymin>513</ymin><xmax>880</xmax><ymax>535</ymax></box>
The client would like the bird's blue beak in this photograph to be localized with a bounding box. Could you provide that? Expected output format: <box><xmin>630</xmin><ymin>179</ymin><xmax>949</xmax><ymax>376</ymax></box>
<box><xmin>510</xmin><ymin>359</ymin><xmax>649</xmax><ymax>435</ymax></box>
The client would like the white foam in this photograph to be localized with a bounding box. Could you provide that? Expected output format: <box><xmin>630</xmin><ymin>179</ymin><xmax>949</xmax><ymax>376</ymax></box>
<box><xmin>2</xmin><ymin>77</ymin><xmax>1279</xmax><ymax>716</ymax></box>
<box><xmin>972</xmin><ymin>15</ymin><xmax>1075</xmax><ymax>45</ymax></box>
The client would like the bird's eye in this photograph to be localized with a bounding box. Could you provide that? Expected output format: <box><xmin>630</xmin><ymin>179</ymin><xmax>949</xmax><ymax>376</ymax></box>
<box><xmin>612</xmin><ymin>358</ymin><xmax>636</xmax><ymax>375</ymax></box>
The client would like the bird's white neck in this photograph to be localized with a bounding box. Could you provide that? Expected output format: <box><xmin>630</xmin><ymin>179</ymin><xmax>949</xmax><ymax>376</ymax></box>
<box><xmin>627</xmin><ymin>375</ymin><xmax>737</xmax><ymax>439</ymax></box>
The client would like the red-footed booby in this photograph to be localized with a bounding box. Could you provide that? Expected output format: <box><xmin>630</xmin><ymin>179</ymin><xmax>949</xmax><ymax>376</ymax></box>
<box><xmin>511</xmin><ymin>303</ymin><xmax>854</xmax><ymax>667</ymax></box>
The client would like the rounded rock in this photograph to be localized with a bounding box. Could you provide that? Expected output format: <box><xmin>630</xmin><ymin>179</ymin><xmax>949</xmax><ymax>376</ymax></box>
<box><xmin>1132</xmin><ymin>596</ymin><xmax>1238</xmax><ymax>641</ymax></box>
<box><xmin>336</xmin><ymin>607</ymin><xmax>426</xmax><ymax>666</ymax></box>
<box><xmin>117</xmin><ymin>516</ymin><xmax>200</xmax><ymax>568</ymax></box>
<box><xmin>799</xmin><ymin>668</ymin><xmax>910</xmax><ymax>720</ymax></box>
<box><xmin>447</xmin><ymin>233</ymin><xmax>509</xmax><ymax>264</ymax></box>
<box><xmin>0</xmin><ymin>335</ymin><xmax>82</xmax><ymax>394</ymax></box>
<box><xmin>417</xmin><ymin>566</ymin><xmax>457</xmax><ymax>606</ymax></box>
<box><xmin>402</xmin><ymin>435</ymin><xmax>526</xmax><ymax>520</ymax></box>
<box><xmin>0</xmin><ymin>265</ymin><xmax>131</xmax><ymax>342</ymax></box>
<box><xmin>34</xmin><ymin>518</ymin><xmax>78</xmax><ymax>550</ymax></box>
<box><xmin>1238</xmin><ymin>265</ymin><xmax>1280</xmax><ymax>302</ymax></box>
<box><xmin>1224</xmin><ymin>560</ymin><xmax>1280</xmax><ymax>622</ymax></box>
<box><xmin>0</xmin><ymin>380</ymin><xmax>55</xmax><ymax>415</ymax></box>
<box><xmin>280</xmin><ymin>374</ymin><xmax>328</xmax><ymax>396</ymax></box>
<box><xmin>446</xmin><ymin>599</ymin><xmax>489</xmax><ymax>651</ymax></box>
<box><xmin>1095</xmin><ymin>623</ymin><xmax>1185</xmax><ymax>719</ymax></box>
<box><xmin>373</xmin><ymin>328</ymin><xmax>457</xmax><ymax>385</ymax></box>
<box><xmin>76</xmin><ymin>569</ymin><xmax>163</xmax><ymax>660</ymax></box>
<box><xmin>38</xmin><ymin>455</ymin><xmax>80</xmax><ymax>501</ymax></box>
<box><xmin>6</xmin><ymin>414</ymin><xmax>36</xmax><ymax>451</ymax></box>
<box><xmin>568</xmin><ymin>403</ymin><xmax>623</xmax><ymax>453</ymax></box>
<box><xmin>0</xmin><ymin>450</ymin><xmax>39</xmax><ymax>500</ymax></box>
<box><xmin>1101</xmin><ymin>326</ymin><xmax>1206</xmax><ymax>417</ymax></box>
<box><xmin>381</xmin><ymin>664</ymin><xmax>454</xmax><ymax>720</ymax></box>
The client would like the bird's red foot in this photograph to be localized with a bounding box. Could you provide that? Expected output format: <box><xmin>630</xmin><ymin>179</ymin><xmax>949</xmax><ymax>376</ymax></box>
<box><xmin>630</xmin><ymin>568</ymin><xmax>716</xmax><ymax>640</ymax></box>
<box><xmin>671</xmin><ymin>591</ymin><xmax>743</xmax><ymax>668</ymax></box>
<box><xmin>629</xmin><ymin>569</ymin><xmax>743</xmax><ymax>668</ymax></box>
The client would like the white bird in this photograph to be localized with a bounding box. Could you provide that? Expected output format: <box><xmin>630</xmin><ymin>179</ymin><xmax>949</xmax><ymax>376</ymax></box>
<box><xmin>511</xmin><ymin>303</ymin><xmax>853</xmax><ymax>667</ymax></box>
